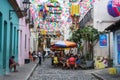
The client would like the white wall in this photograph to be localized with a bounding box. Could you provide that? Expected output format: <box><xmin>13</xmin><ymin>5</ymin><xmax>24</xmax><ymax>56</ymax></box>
<box><xmin>30</xmin><ymin>29</ymin><xmax>38</xmax><ymax>53</ymax></box>
<box><xmin>93</xmin><ymin>0</ymin><xmax>120</xmax><ymax>58</ymax></box>
<box><xmin>94</xmin><ymin>0</ymin><xmax>120</xmax><ymax>31</ymax></box>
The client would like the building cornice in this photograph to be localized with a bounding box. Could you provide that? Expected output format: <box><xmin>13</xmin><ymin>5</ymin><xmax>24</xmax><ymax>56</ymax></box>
<box><xmin>8</xmin><ymin>0</ymin><xmax>24</xmax><ymax>18</ymax></box>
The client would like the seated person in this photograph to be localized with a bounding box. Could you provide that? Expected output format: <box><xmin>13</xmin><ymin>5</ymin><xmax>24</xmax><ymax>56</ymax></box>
<box><xmin>66</xmin><ymin>58</ymin><xmax>69</xmax><ymax>69</ymax></box>
<box><xmin>59</xmin><ymin>55</ymin><xmax>66</xmax><ymax>68</ymax></box>
<box><xmin>68</xmin><ymin>54</ymin><xmax>77</xmax><ymax>69</ymax></box>
<box><xmin>32</xmin><ymin>51</ymin><xmax>37</xmax><ymax>61</ymax></box>
<box><xmin>9</xmin><ymin>56</ymin><xmax>19</xmax><ymax>72</ymax></box>
<box><xmin>76</xmin><ymin>56</ymin><xmax>81</xmax><ymax>68</ymax></box>
<box><xmin>29</xmin><ymin>51</ymin><xmax>33</xmax><ymax>61</ymax></box>
<box><xmin>53</xmin><ymin>54</ymin><xmax>59</xmax><ymax>66</ymax></box>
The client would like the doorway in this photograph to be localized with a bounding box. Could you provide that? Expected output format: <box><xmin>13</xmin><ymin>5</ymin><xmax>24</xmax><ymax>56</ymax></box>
<box><xmin>3</xmin><ymin>21</ymin><xmax>7</xmax><ymax>72</ymax></box>
<box><xmin>9</xmin><ymin>23</ymin><xmax>13</xmax><ymax>58</ymax></box>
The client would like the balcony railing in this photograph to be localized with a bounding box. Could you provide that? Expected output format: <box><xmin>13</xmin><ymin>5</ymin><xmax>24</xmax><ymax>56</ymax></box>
<box><xmin>79</xmin><ymin>8</ymin><xmax>93</xmax><ymax>27</ymax></box>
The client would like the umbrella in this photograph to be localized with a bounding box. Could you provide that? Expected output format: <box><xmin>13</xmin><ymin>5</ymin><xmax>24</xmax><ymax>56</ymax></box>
<box><xmin>50</xmin><ymin>47</ymin><xmax>70</xmax><ymax>51</ymax></box>
<box><xmin>54</xmin><ymin>40</ymin><xmax>77</xmax><ymax>48</ymax></box>
<box><xmin>50</xmin><ymin>45</ymin><xmax>70</xmax><ymax>51</ymax></box>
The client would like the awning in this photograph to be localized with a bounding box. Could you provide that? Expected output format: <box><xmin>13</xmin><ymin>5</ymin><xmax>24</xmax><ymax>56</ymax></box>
<box><xmin>105</xmin><ymin>19</ymin><xmax>120</xmax><ymax>32</ymax></box>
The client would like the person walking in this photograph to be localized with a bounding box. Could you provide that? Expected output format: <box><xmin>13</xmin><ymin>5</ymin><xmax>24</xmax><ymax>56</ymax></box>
<box><xmin>38</xmin><ymin>51</ymin><xmax>42</xmax><ymax>65</ymax></box>
<box><xmin>42</xmin><ymin>50</ymin><xmax>46</xmax><ymax>61</ymax></box>
<box><xmin>32</xmin><ymin>51</ymin><xmax>36</xmax><ymax>61</ymax></box>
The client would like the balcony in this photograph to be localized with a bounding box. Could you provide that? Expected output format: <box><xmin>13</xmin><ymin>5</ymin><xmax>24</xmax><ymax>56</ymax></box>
<box><xmin>79</xmin><ymin>8</ymin><xmax>93</xmax><ymax>27</ymax></box>
<box><xmin>8</xmin><ymin>0</ymin><xmax>24</xmax><ymax>18</ymax></box>
<box><xmin>8</xmin><ymin>0</ymin><xmax>31</xmax><ymax>20</ymax></box>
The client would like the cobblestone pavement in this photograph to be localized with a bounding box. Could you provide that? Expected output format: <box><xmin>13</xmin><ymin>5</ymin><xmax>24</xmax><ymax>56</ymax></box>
<box><xmin>29</xmin><ymin>58</ymin><xmax>98</xmax><ymax>80</ymax></box>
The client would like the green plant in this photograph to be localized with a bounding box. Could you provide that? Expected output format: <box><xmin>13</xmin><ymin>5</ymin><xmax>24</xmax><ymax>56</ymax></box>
<box><xmin>85</xmin><ymin>53</ymin><xmax>91</xmax><ymax>60</ymax></box>
<box><xmin>69</xmin><ymin>26</ymin><xmax>100</xmax><ymax>60</ymax></box>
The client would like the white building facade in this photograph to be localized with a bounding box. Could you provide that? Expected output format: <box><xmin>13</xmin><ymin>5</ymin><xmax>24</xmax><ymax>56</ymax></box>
<box><xmin>94</xmin><ymin>0</ymin><xmax>113</xmax><ymax>58</ymax></box>
<box><xmin>93</xmin><ymin>0</ymin><xmax>120</xmax><ymax>68</ymax></box>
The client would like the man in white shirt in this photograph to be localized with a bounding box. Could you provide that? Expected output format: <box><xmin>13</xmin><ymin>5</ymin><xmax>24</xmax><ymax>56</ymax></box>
<box><xmin>38</xmin><ymin>51</ymin><xmax>42</xmax><ymax>65</ymax></box>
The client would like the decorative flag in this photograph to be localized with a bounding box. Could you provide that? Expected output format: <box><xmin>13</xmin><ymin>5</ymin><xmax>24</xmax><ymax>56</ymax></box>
<box><xmin>107</xmin><ymin>0</ymin><xmax>120</xmax><ymax>17</ymax></box>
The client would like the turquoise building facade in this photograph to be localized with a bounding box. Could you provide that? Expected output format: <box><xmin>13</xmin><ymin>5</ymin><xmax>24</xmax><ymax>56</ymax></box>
<box><xmin>0</xmin><ymin>0</ymin><xmax>19</xmax><ymax>75</ymax></box>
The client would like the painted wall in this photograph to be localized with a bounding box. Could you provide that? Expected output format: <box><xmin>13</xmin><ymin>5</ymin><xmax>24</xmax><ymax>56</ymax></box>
<box><xmin>0</xmin><ymin>0</ymin><xmax>19</xmax><ymax>75</ymax></box>
<box><xmin>16</xmin><ymin>0</ymin><xmax>30</xmax><ymax>65</ymax></box>
<box><xmin>93</xmin><ymin>0</ymin><xmax>120</xmax><ymax>59</ymax></box>
<box><xmin>18</xmin><ymin>18</ymin><xmax>30</xmax><ymax>65</ymax></box>
<box><xmin>113</xmin><ymin>29</ymin><xmax>120</xmax><ymax>73</ymax></box>
<box><xmin>30</xmin><ymin>29</ymin><xmax>38</xmax><ymax>53</ymax></box>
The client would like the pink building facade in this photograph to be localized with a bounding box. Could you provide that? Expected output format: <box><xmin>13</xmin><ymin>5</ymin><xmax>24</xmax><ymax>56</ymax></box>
<box><xmin>16</xmin><ymin>0</ymin><xmax>30</xmax><ymax>65</ymax></box>
<box><xmin>18</xmin><ymin>18</ymin><xmax>30</xmax><ymax>65</ymax></box>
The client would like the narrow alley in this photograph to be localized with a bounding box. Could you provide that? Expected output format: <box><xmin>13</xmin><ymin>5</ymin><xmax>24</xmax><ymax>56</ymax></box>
<box><xmin>0</xmin><ymin>0</ymin><xmax>120</xmax><ymax>80</ymax></box>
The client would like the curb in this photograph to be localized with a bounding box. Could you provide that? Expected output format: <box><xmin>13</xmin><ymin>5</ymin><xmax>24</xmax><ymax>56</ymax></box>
<box><xmin>91</xmin><ymin>73</ymin><xmax>105</xmax><ymax>80</ymax></box>
<box><xmin>26</xmin><ymin>61</ymin><xmax>39</xmax><ymax>80</ymax></box>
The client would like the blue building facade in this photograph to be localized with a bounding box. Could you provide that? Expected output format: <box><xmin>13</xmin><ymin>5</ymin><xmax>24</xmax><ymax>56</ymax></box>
<box><xmin>0</xmin><ymin>0</ymin><xmax>21</xmax><ymax>75</ymax></box>
<box><xmin>113</xmin><ymin>24</ymin><xmax>120</xmax><ymax>73</ymax></box>
<box><xmin>105</xmin><ymin>20</ymin><xmax>120</xmax><ymax>74</ymax></box>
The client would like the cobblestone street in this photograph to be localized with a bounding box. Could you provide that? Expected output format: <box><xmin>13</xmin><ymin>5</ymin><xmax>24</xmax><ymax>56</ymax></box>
<box><xmin>29</xmin><ymin>58</ymin><xmax>98</xmax><ymax>80</ymax></box>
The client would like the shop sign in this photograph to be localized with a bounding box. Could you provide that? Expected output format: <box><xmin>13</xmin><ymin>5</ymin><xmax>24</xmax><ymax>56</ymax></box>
<box><xmin>99</xmin><ymin>34</ymin><xmax>107</xmax><ymax>47</ymax></box>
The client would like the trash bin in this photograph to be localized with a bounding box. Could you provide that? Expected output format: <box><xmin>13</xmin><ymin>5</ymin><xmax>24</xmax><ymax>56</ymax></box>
<box><xmin>25</xmin><ymin>59</ymin><xmax>30</xmax><ymax>64</ymax></box>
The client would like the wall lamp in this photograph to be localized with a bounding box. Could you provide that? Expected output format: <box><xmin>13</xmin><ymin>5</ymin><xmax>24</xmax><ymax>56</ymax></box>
<box><xmin>9</xmin><ymin>0</ymin><xmax>31</xmax><ymax>20</ymax></box>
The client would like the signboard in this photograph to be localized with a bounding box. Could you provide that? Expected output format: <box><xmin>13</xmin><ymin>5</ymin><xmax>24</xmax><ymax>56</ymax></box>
<box><xmin>99</xmin><ymin>34</ymin><xmax>107</xmax><ymax>47</ymax></box>
<box><xmin>117</xmin><ymin>35</ymin><xmax>120</xmax><ymax>64</ymax></box>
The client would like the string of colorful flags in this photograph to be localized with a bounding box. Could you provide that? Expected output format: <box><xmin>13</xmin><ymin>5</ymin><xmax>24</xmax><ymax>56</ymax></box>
<box><xmin>29</xmin><ymin>0</ymin><xmax>96</xmax><ymax>33</ymax></box>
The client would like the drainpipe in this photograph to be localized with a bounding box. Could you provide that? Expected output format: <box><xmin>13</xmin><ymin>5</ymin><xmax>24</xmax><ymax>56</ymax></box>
<box><xmin>108</xmin><ymin>31</ymin><xmax>111</xmax><ymax>67</ymax></box>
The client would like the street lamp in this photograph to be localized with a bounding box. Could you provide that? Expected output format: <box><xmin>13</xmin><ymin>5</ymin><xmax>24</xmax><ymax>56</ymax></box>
<box><xmin>22</xmin><ymin>0</ymin><xmax>31</xmax><ymax>11</ymax></box>
<box><xmin>9</xmin><ymin>0</ymin><xmax>31</xmax><ymax>20</ymax></box>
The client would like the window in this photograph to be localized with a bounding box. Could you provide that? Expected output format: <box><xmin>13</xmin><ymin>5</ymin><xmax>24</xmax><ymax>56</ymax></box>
<box><xmin>25</xmin><ymin>34</ymin><xmax>27</xmax><ymax>49</ymax></box>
